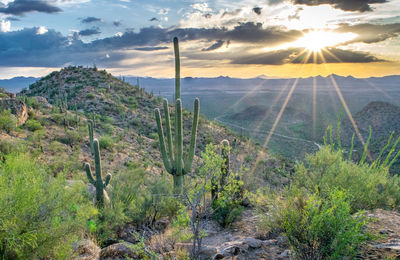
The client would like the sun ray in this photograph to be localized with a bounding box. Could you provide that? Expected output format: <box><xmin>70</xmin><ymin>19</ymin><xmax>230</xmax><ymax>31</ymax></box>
<box><xmin>317</xmin><ymin>50</ymin><xmax>372</xmax><ymax>160</ymax></box>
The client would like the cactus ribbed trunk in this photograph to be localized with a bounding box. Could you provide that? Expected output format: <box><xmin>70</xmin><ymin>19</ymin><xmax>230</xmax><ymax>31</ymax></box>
<box><xmin>154</xmin><ymin>37</ymin><xmax>200</xmax><ymax>194</ymax></box>
<box><xmin>174</xmin><ymin>37</ymin><xmax>180</xmax><ymax>102</ymax></box>
<box><xmin>85</xmin><ymin>139</ymin><xmax>112</xmax><ymax>207</ymax></box>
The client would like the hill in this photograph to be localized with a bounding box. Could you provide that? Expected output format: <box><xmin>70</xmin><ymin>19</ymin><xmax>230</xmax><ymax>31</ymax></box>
<box><xmin>9</xmin><ymin>66</ymin><xmax>287</xmax><ymax>188</ymax></box>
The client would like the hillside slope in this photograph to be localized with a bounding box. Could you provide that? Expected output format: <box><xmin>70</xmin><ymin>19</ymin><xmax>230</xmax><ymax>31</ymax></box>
<box><xmin>10</xmin><ymin>66</ymin><xmax>288</xmax><ymax>189</ymax></box>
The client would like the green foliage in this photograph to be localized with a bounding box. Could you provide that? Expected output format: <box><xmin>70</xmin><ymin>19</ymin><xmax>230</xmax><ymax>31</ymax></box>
<box><xmin>93</xmin><ymin>165</ymin><xmax>179</xmax><ymax>243</ymax></box>
<box><xmin>0</xmin><ymin>110</ymin><xmax>17</xmax><ymax>132</ymax></box>
<box><xmin>24</xmin><ymin>119</ymin><xmax>43</xmax><ymax>131</ymax></box>
<box><xmin>0</xmin><ymin>153</ymin><xmax>96</xmax><ymax>259</ymax></box>
<box><xmin>99</xmin><ymin>135</ymin><xmax>114</xmax><ymax>150</ymax></box>
<box><xmin>198</xmin><ymin>143</ymin><xmax>244</xmax><ymax>226</ymax></box>
<box><xmin>282</xmin><ymin>189</ymin><xmax>369</xmax><ymax>260</ymax></box>
<box><xmin>293</xmin><ymin>146</ymin><xmax>400</xmax><ymax>211</ymax></box>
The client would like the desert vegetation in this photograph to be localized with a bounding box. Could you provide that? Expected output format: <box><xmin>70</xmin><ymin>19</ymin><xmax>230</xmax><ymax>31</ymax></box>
<box><xmin>0</xmin><ymin>38</ymin><xmax>400</xmax><ymax>260</ymax></box>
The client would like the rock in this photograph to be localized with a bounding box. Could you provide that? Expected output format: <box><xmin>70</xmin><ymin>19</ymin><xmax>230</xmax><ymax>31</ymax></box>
<box><xmin>241</xmin><ymin>197</ymin><xmax>252</xmax><ymax>207</ymax></box>
<box><xmin>175</xmin><ymin>243</ymin><xmax>218</xmax><ymax>259</ymax></box>
<box><xmin>244</xmin><ymin>237</ymin><xmax>262</xmax><ymax>248</ymax></box>
<box><xmin>33</xmin><ymin>96</ymin><xmax>52</xmax><ymax>108</ymax></box>
<box><xmin>212</xmin><ymin>253</ymin><xmax>225</xmax><ymax>259</ymax></box>
<box><xmin>154</xmin><ymin>217</ymin><xmax>169</xmax><ymax>231</ymax></box>
<box><xmin>72</xmin><ymin>239</ymin><xmax>100</xmax><ymax>260</ymax></box>
<box><xmin>276</xmin><ymin>236</ymin><xmax>288</xmax><ymax>246</ymax></box>
<box><xmin>0</xmin><ymin>98</ymin><xmax>28</xmax><ymax>126</ymax></box>
<box><xmin>224</xmin><ymin>233</ymin><xmax>232</xmax><ymax>241</ymax></box>
<box><xmin>221</xmin><ymin>243</ymin><xmax>248</xmax><ymax>257</ymax></box>
<box><xmin>100</xmin><ymin>242</ymin><xmax>139</xmax><ymax>259</ymax></box>
<box><xmin>117</xmin><ymin>224</ymin><xmax>139</xmax><ymax>244</ymax></box>
<box><xmin>87</xmin><ymin>183</ymin><xmax>110</xmax><ymax>204</ymax></box>
<box><xmin>279</xmin><ymin>249</ymin><xmax>290</xmax><ymax>257</ymax></box>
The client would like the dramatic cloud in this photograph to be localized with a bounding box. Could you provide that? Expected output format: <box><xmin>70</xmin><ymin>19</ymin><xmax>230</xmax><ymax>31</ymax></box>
<box><xmin>291</xmin><ymin>0</ymin><xmax>387</xmax><ymax>12</ymax></box>
<box><xmin>336</xmin><ymin>23</ymin><xmax>400</xmax><ymax>44</ymax></box>
<box><xmin>113</xmin><ymin>20</ymin><xmax>121</xmax><ymax>27</ymax></box>
<box><xmin>81</xmin><ymin>16</ymin><xmax>103</xmax><ymax>23</ymax></box>
<box><xmin>231</xmin><ymin>48</ymin><xmax>384</xmax><ymax>64</ymax></box>
<box><xmin>0</xmin><ymin>20</ymin><xmax>11</xmax><ymax>32</ymax></box>
<box><xmin>0</xmin><ymin>23</ymin><xmax>387</xmax><ymax>69</ymax></box>
<box><xmin>252</xmin><ymin>7</ymin><xmax>262</xmax><ymax>15</ymax></box>
<box><xmin>79</xmin><ymin>27</ymin><xmax>101</xmax><ymax>36</ymax></box>
<box><xmin>0</xmin><ymin>0</ymin><xmax>61</xmax><ymax>16</ymax></box>
<box><xmin>134</xmin><ymin>46</ymin><xmax>169</xmax><ymax>51</ymax></box>
<box><xmin>202</xmin><ymin>40</ymin><xmax>225</xmax><ymax>51</ymax></box>
<box><xmin>149</xmin><ymin>17</ymin><xmax>159</xmax><ymax>22</ymax></box>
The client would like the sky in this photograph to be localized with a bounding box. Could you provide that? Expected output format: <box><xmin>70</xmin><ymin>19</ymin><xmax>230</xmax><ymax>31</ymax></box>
<box><xmin>0</xmin><ymin>0</ymin><xmax>399</xmax><ymax>79</ymax></box>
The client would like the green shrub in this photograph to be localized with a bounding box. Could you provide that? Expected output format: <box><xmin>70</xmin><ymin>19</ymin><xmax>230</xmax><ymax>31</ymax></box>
<box><xmin>293</xmin><ymin>146</ymin><xmax>400</xmax><ymax>211</ymax></box>
<box><xmin>282</xmin><ymin>189</ymin><xmax>370</xmax><ymax>260</ymax></box>
<box><xmin>0</xmin><ymin>153</ymin><xmax>96</xmax><ymax>259</ymax></box>
<box><xmin>0</xmin><ymin>110</ymin><xmax>17</xmax><ymax>132</ymax></box>
<box><xmin>93</xmin><ymin>166</ymin><xmax>178</xmax><ymax>243</ymax></box>
<box><xmin>24</xmin><ymin>119</ymin><xmax>43</xmax><ymax>131</ymax></box>
<box><xmin>99</xmin><ymin>135</ymin><xmax>114</xmax><ymax>150</ymax></box>
<box><xmin>86</xmin><ymin>93</ymin><xmax>95</xmax><ymax>99</ymax></box>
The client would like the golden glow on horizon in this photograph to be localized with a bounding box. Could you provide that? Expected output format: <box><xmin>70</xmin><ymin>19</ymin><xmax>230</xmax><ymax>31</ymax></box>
<box><xmin>295</xmin><ymin>30</ymin><xmax>358</xmax><ymax>52</ymax></box>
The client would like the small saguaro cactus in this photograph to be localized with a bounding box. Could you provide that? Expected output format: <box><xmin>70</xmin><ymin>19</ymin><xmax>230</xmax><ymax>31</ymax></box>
<box><xmin>88</xmin><ymin>120</ymin><xmax>94</xmax><ymax>154</ymax></box>
<box><xmin>85</xmin><ymin>139</ymin><xmax>112</xmax><ymax>206</ymax></box>
<box><xmin>212</xmin><ymin>140</ymin><xmax>231</xmax><ymax>199</ymax></box>
<box><xmin>154</xmin><ymin>37</ymin><xmax>200</xmax><ymax>194</ymax></box>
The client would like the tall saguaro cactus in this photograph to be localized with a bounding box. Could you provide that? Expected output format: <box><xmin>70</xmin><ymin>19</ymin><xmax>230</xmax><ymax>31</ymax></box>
<box><xmin>85</xmin><ymin>139</ymin><xmax>112</xmax><ymax>206</ymax></box>
<box><xmin>88</xmin><ymin>120</ymin><xmax>94</xmax><ymax>154</ymax></box>
<box><xmin>154</xmin><ymin>37</ymin><xmax>200</xmax><ymax>194</ymax></box>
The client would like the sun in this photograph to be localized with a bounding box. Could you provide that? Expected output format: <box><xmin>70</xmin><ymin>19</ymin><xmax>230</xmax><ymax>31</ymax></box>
<box><xmin>295</xmin><ymin>30</ymin><xmax>357</xmax><ymax>52</ymax></box>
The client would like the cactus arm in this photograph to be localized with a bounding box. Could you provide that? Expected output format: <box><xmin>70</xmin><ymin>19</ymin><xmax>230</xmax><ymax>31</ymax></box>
<box><xmin>104</xmin><ymin>173</ymin><xmax>112</xmax><ymax>187</ymax></box>
<box><xmin>184</xmin><ymin>98</ymin><xmax>200</xmax><ymax>174</ymax></box>
<box><xmin>163</xmin><ymin>99</ymin><xmax>175</xmax><ymax>164</ymax></box>
<box><xmin>155</xmin><ymin>108</ymin><xmax>172</xmax><ymax>173</ymax></box>
<box><xmin>85</xmin><ymin>163</ymin><xmax>96</xmax><ymax>185</ymax></box>
<box><xmin>176</xmin><ymin>99</ymin><xmax>183</xmax><ymax>176</ymax></box>
<box><xmin>88</xmin><ymin>120</ymin><xmax>94</xmax><ymax>154</ymax></box>
<box><xmin>173</xmin><ymin>37</ymin><xmax>180</xmax><ymax>101</ymax></box>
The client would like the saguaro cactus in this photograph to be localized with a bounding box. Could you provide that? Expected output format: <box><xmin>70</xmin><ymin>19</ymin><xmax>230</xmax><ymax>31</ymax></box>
<box><xmin>88</xmin><ymin>120</ymin><xmax>94</xmax><ymax>154</ymax></box>
<box><xmin>212</xmin><ymin>140</ymin><xmax>231</xmax><ymax>199</ymax></box>
<box><xmin>85</xmin><ymin>139</ymin><xmax>112</xmax><ymax>206</ymax></box>
<box><xmin>154</xmin><ymin>37</ymin><xmax>200</xmax><ymax>194</ymax></box>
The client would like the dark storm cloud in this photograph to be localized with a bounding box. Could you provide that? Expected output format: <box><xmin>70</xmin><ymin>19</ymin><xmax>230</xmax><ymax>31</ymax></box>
<box><xmin>291</xmin><ymin>0</ymin><xmax>387</xmax><ymax>12</ymax></box>
<box><xmin>79</xmin><ymin>27</ymin><xmax>101</xmax><ymax>36</ymax></box>
<box><xmin>0</xmin><ymin>0</ymin><xmax>61</xmax><ymax>16</ymax></box>
<box><xmin>202</xmin><ymin>40</ymin><xmax>225</xmax><ymax>51</ymax></box>
<box><xmin>7</xmin><ymin>17</ymin><xmax>20</xmax><ymax>21</ymax></box>
<box><xmin>231</xmin><ymin>48</ymin><xmax>384</xmax><ymax>65</ymax></box>
<box><xmin>336</xmin><ymin>23</ymin><xmax>400</xmax><ymax>43</ymax></box>
<box><xmin>252</xmin><ymin>7</ymin><xmax>262</xmax><ymax>15</ymax></box>
<box><xmin>149</xmin><ymin>17</ymin><xmax>159</xmax><ymax>22</ymax></box>
<box><xmin>0</xmin><ymin>22</ymin><xmax>384</xmax><ymax>68</ymax></box>
<box><xmin>81</xmin><ymin>16</ymin><xmax>103</xmax><ymax>23</ymax></box>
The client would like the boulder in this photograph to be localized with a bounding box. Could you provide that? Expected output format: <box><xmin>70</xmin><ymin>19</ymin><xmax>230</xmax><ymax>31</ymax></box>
<box><xmin>100</xmin><ymin>242</ymin><xmax>139</xmax><ymax>259</ymax></box>
<box><xmin>244</xmin><ymin>237</ymin><xmax>262</xmax><ymax>248</ymax></box>
<box><xmin>72</xmin><ymin>239</ymin><xmax>100</xmax><ymax>260</ymax></box>
<box><xmin>34</xmin><ymin>96</ymin><xmax>52</xmax><ymax>108</ymax></box>
<box><xmin>0</xmin><ymin>98</ymin><xmax>28</xmax><ymax>126</ymax></box>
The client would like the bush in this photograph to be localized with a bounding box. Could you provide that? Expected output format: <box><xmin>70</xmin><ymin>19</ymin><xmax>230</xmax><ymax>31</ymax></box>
<box><xmin>293</xmin><ymin>146</ymin><xmax>400</xmax><ymax>211</ymax></box>
<box><xmin>92</xmin><ymin>166</ymin><xmax>178</xmax><ymax>244</ymax></box>
<box><xmin>0</xmin><ymin>110</ymin><xmax>17</xmax><ymax>132</ymax></box>
<box><xmin>282</xmin><ymin>189</ymin><xmax>370</xmax><ymax>260</ymax></box>
<box><xmin>24</xmin><ymin>119</ymin><xmax>43</xmax><ymax>131</ymax></box>
<box><xmin>99</xmin><ymin>135</ymin><xmax>114</xmax><ymax>150</ymax></box>
<box><xmin>0</xmin><ymin>153</ymin><xmax>96</xmax><ymax>259</ymax></box>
